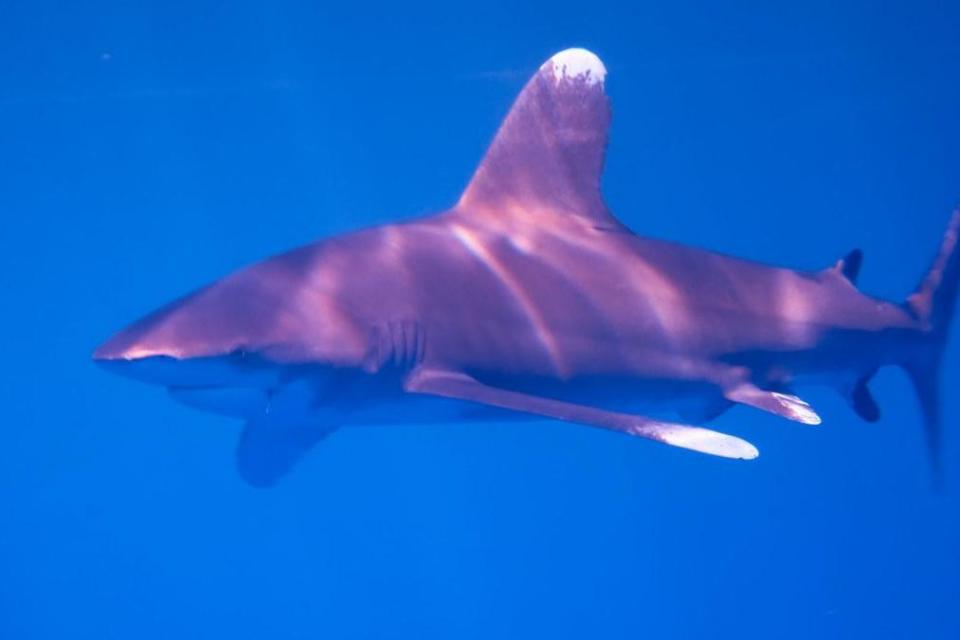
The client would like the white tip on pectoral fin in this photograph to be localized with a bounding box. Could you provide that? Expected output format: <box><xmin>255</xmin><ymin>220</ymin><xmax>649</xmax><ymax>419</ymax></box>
<box><xmin>630</xmin><ymin>421</ymin><xmax>760</xmax><ymax>460</ymax></box>
<box><xmin>405</xmin><ymin>367</ymin><xmax>759</xmax><ymax>461</ymax></box>
<box><xmin>725</xmin><ymin>383</ymin><xmax>822</xmax><ymax>426</ymax></box>
<box><xmin>770</xmin><ymin>392</ymin><xmax>822</xmax><ymax>425</ymax></box>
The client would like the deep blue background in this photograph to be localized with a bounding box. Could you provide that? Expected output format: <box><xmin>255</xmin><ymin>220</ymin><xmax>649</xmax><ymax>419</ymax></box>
<box><xmin>2</xmin><ymin>2</ymin><xmax>959</xmax><ymax>638</ymax></box>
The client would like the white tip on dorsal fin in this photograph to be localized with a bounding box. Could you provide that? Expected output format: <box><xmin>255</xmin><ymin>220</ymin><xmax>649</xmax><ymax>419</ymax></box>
<box><xmin>545</xmin><ymin>48</ymin><xmax>607</xmax><ymax>86</ymax></box>
<box><xmin>458</xmin><ymin>48</ymin><xmax>624</xmax><ymax>229</ymax></box>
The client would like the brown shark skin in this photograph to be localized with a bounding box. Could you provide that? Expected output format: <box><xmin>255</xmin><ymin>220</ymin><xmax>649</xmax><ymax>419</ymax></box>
<box><xmin>94</xmin><ymin>49</ymin><xmax>956</xmax><ymax>483</ymax></box>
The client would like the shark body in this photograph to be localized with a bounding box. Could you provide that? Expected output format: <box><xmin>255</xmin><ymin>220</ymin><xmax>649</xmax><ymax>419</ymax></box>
<box><xmin>95</xmin><ymin>49</ymin><xmax>959</xmax><ymax>486</ymax></box>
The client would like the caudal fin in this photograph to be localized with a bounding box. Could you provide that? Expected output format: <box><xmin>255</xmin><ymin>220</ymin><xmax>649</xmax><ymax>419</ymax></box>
<box><xmin>904</xmin><ymin>208</ymin><xmax>960</xmax><ymax>476</ymax></box>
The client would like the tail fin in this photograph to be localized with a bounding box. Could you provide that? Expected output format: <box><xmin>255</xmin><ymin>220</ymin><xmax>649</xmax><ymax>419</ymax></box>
<box><xmin>904</xmin><ymin>208</ymin><xmax>960</xmax><ymax>476</ymax></box>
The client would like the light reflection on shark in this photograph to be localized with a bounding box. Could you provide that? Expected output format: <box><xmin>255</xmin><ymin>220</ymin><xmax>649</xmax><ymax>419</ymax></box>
<box><xmin>95</xmin><ymin>49</ymin><xmax>959</xmax><ymax>487</ymax></box>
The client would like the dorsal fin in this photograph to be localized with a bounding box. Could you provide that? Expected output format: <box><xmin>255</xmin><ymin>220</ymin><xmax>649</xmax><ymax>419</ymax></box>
<box><xmin>831</xmin><ymin>249</ymin><xmax>863</xmax><ymax>284</ymax></box>
<box><xmin>458</xmin><ymin>48</ymin><xmax>623</xmax><ymax>228</ymax></box>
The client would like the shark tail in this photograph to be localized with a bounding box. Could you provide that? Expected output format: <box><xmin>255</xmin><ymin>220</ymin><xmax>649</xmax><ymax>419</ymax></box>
<box><xmin>903</xmin><ymin>208</ymin><xmax>960</xmax><ymax>476</ymax></box>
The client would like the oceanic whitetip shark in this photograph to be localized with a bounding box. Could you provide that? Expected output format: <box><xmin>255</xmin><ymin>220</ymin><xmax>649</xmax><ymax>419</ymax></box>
<box><xmin>95</xmin><ymin>48</ymin><xmax>959</xmax><ymax>487</ymax></box>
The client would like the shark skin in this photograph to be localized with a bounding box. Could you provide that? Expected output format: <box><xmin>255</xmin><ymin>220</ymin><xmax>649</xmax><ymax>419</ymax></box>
<box><xmin>94</xmin><ymin>48</ymin><xmax>960</xmax><ymax>487</ymax></box>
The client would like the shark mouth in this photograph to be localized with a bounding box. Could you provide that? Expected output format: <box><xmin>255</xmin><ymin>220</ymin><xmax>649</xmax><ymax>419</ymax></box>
<box><xmin>95</xmin><ymin>354</ymin><xmax>283</xmax><ymax>419</ymax></box>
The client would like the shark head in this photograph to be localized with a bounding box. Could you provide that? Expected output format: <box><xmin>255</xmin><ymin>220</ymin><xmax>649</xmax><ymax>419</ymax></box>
<box><xmin>92</xmin><ymin>242</ymin><xmax>369</xmax><ymax>419</ymax></box>
<box><xmin>93</xmin><ymin>279</ymin><xmax>292</xmax><ymax>426</ymax></box>
<box><xmin>93</xmin><ymin>289</ymin><xmax>280</xmax><ymax>388</ymax></box>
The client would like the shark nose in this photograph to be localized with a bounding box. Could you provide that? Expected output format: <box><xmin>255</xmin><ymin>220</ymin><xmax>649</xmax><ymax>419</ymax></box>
<box><xmin>92</xmin><ymin>332</ymin><xmax>163</xmax><ymax>363</ymax></box>
<box><xmin>93</xmin><ymin>354</ymin><xmax>194</xmax><ymax>386</ymax></box>
<box><xmin>91</xmin><ymin>302</ymin><xmax>241</xmax><ymax>386</ymax></box>
<box><xmin>93</xmin><ymin>316</ymin><xmax>282</xmax><ymax>388</ymax></box>
<box><xmin>94</xmin><ymin>265</ymin><xmax>304</xmax><ymax>387</ymax></box>
<box><xmin>94</xmin><ymin>347</ymin><xmax>279</xmax><ymax>389</ymax></box>
<box><xmin>92</xmin><ymin>295</ymin><xmax>190</xmax><ymax>364</ymax></box>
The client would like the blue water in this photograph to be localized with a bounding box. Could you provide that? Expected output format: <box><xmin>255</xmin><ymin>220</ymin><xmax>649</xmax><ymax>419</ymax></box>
<box><xmin>2</xmin><ymin>3</ymin><xmax>959</xmax><ymax>638</ymax></box>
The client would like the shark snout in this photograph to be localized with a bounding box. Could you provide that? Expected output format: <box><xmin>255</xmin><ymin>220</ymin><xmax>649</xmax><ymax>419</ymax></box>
<box><xmin>94</xmin><ymin>352</ymin><xmax>256</xmax><ymax>387</ymax></box>
<box><xmin>93</xmin><ymin>300</ymin><xmax>202</xmax><ymax>385</ymax></box>
<box><xmin>94</xmin><ymin>317</ymin><xmax>283</xmax><ymax>388</ymax></box>
<box><xmin>93</xmin><ymin>289</ymin><xmax>282</xmax><ymax>389</ymax></box>
<box><xmin>93</xmin><ymin>292</ymin><xmax>204</xmax><ymax>365</ymax></box>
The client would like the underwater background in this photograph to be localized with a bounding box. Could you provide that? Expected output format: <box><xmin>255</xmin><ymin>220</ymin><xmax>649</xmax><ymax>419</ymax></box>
<box><xmin>2</xmin><ymin>2</ymin><xmax>959</xmax><ymax>638</ymax></box>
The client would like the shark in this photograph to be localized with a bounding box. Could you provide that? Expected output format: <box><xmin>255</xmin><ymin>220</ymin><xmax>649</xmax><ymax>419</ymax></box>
<box><xmin>94</xmin><ymin>48</ymin><xmax>959</xmax><ymax>487</ymax></box>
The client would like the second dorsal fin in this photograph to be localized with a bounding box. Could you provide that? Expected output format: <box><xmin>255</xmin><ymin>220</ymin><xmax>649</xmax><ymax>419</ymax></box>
<box><xmin>831</xmin><ymin>249</ymin><xmax>863</xmax><ymax>284</ymax></box>
<box><xmin>458</xmin><ymin>49</ymin><xmax>624</xmax><ymax>229</ymax></box>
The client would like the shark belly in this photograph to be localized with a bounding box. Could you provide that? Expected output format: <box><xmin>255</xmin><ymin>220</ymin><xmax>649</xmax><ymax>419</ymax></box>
<box><xmin>169</xmin><ymin>386</ymin><xmax>270</xmax><ymax>419</ymax></box>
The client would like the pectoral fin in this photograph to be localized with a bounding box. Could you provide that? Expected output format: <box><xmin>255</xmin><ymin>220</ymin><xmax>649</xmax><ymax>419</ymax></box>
<box><xmin>236</xmin><ymin>419</ymin><xmax>336</xmax><ymax>488</ymax></box>
<box><xmin>849</xmin><ymin>375</ymin><xmax>881</xmax><ymax>423</ymax></box>
<box><xmin>724</xmin><ymin>382</ymin><xmax>822</xmax><ymax>425</ymax></box>
<box><xmin>404</xmin><ymin>368</ymin><xmax>758</xmax><ymax>460</ymax></box>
